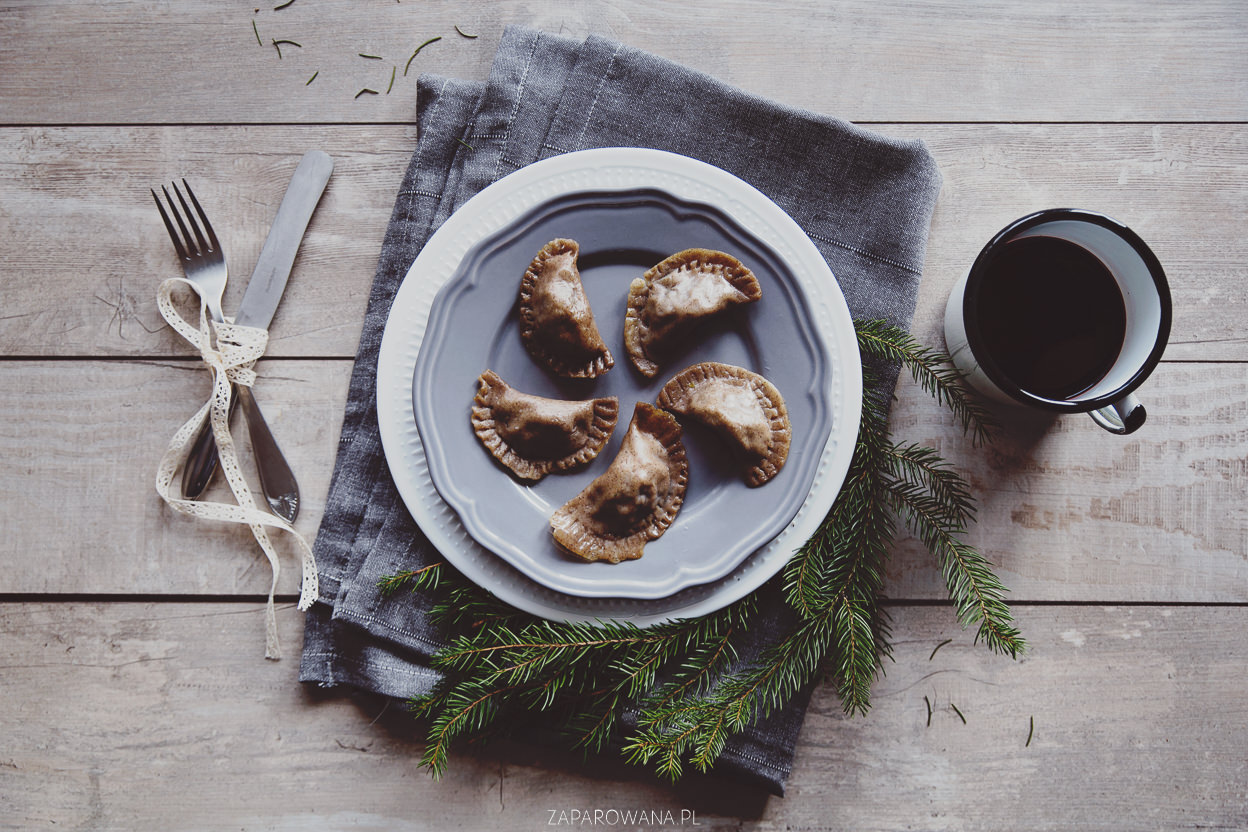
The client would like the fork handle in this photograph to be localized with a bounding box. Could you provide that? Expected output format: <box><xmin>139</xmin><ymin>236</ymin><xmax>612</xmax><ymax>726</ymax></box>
<box><xmin>181</xmin><ymin>387</ymin><xmax>300</xmax><ymax>523</ymax></box>
<box><xmin>181</xmin><ymin>402</ymin><xmax>231</xmax><ymax>501</ymax></box>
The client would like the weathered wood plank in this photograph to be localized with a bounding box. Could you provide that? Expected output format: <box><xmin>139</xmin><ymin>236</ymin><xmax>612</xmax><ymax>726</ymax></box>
<box><xmin>1</xmin><ymin>602</ymin><xmax>1243</xmax><ymax>829</ymax></box>
<box><xmin>1</xmin><ymin>2</ymin><xmax>1244</xmax><ymax>828</ymax></box>
<box><xmin>884</xmin><ymin>362</ymin><xmax>1248</xmax><ymax>604</ymax></box>
<box><xmin>0</xmin><ymin>359</ymin><xmax>349</xmax><ymax>596</ymax></box>
<box><xmin>912</xmin><ymin>124</ymin><xmax>1248</xmax><ymax>363</ymax></box>
<box><xmin>1</xmin><ymin>124</ymin><xmax>1245</xmax><ymax>360</ymax></box>
<box><xmin>0</xmin><ymin>126</ymin><xmax>415</xmax><ymax>358</ymax></box>
<box><xmin>2</xmin><ymin>1</ymin><xmax>1246</xmax><ymax>124</ymax></box>
<box><xmin>0</xmin><ymin>359</ymin><xmax>1244</xmax><ymax>602</ymax></box>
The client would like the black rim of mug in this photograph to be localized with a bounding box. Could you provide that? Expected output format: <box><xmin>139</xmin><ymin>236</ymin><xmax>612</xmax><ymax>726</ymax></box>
<box><xmin>962</xmin><ymin>208</ymin><xmax>1172</xmax><ymax>412</ymax></box>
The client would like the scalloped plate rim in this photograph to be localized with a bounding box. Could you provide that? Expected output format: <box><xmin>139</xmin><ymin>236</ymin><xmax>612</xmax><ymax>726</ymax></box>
<box><xmin>376</xmin><ymin>147</ymin><xmax>861</xmax><ymax>625</ymax></box>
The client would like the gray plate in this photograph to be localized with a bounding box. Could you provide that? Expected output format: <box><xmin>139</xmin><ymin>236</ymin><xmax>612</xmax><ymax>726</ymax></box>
<box><xmin>413</xmin><ymin>188</ymin><xmax>833</xmax><ymax>599</ymax></box>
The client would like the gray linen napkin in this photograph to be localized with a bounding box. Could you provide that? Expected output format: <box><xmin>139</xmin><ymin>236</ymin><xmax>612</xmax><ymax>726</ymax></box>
<box><xmin>301</xmin><ymin>25</ymin><xmax>942</xmax><ymax>796</ymax></box>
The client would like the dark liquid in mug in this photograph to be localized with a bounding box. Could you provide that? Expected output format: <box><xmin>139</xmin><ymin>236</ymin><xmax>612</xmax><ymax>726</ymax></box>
<box><xmin>975</xmin><ymin>235</ymin><xmax>1127</xmax><ymax>401</ymax></box>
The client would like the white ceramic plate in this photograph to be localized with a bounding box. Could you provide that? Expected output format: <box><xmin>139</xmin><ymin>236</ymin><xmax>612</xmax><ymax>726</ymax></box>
<box><xmin>377</xmin><ymin>148</ymin><xmax>860</xmax><ymax>624</ymax></box>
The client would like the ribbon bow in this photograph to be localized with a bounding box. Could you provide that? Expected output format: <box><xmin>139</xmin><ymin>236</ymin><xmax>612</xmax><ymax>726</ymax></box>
<box><xmin>154</xmin><ymin>277</ymin><xmax>318</xmax><ymax>659</ymax></box>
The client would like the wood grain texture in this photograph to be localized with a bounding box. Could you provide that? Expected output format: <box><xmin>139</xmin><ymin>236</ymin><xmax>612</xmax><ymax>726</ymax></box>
<box><xmin>1</xmin><ymin>602</ymin><xmax>1244</xmax><ymax>830</ymax></box>
<box><xmin>2</xmin><ymin>1</ymin><xmax>1246</xmax><ymax>124</ymax></box>
<box><xmin>0</xmin><ymin>360</ymin><xmax>348</xmax><ymax>595</ymax></box>
<box><xmin>2</xmin><ymin>1</ymin><xmax>1246</xmax><ymax>826</ymax></box>
<box><xmin>0</xmin><ymin>126</ymin><xmax>414</xmax><ymax>358</ymax></box>
<box><xmin>883</xmin><ymin>363</ymin><xmax>1248</xmax><ymax>604</ymax></box>
<box><xmin>909</xmin><ymin>124</ymin><xmax>1248</xmax><ymax>363</ymax></box>
<box><xmin>0</xmin><ymin>359</ymin><xmax>1243</xmax><ymax>602</ymax></box>
<box><xmin>2</xmin><ymin>124</ymin><xmax>1245</xmax><ymax>359</ymax></box>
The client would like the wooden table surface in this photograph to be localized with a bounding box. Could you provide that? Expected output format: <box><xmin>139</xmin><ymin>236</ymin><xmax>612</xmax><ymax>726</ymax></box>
<box><xmin>3</xmin><ymin>2</ymin><xmax>1246</xmax><ymax>829</ymax></box>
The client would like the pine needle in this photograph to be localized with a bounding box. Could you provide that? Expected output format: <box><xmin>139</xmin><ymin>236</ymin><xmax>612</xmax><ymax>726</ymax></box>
<box><xmin>404</xmin><ymin>36</ymin><xmax>442</xmax><ymax>75</ymax></box>
<box><xmin>271</xmin><ymin>38</ymin><xmax>301</xmax><ymax>59</ymax></box>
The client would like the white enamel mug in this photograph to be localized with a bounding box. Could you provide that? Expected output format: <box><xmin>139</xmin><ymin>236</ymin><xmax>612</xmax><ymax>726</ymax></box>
<box><xmin>944</xmin><ymin>209</ymin><xmax>1171</xmax><ymax>435</ymax></box>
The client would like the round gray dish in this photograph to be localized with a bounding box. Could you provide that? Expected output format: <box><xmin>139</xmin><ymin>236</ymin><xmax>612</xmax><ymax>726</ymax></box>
<box><xmin>413</xmin><ymin>188</ymin><xmax>834</xmax><ymax>599</ymax></box>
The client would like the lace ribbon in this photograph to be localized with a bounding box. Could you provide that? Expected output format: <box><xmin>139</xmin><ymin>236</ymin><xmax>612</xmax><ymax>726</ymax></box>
<box><xmin>154</xmin><ymin>277</ymin><xmax>318</xmax><ymax>659</ymax></box>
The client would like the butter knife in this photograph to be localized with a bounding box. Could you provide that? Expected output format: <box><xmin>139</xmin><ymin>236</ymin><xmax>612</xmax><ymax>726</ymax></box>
<box><xmin>181</xmin><ymin>150</ymin><xmax>334</xmax><ymax>522</ymax></box>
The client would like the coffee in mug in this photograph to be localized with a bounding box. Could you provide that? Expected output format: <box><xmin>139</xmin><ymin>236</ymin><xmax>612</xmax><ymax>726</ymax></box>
<box><xmin>944</xmin><ymin>209</ymin><xmax>1171</xmax><ymax>434</ymax></box>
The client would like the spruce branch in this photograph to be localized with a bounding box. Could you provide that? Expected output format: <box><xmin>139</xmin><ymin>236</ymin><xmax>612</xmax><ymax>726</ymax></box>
<box><xmin>784</xmin><ymin>372</ymin><xmax>893</xmax><ymax>618</ymax></box>
<box><xmin>419</xmin><ymin>680</ymin><xmax>513</xmax><ymax>776</ymax></box>
<box><xmin>627</xmin><ymin>606</ymin><xmax>842</xmax><ymax>778</ymax></box>
<box><xmin>379</xmin><ymin>559</ymin><xmax>522</xmax><ymax>628</ymax></box>
<box><xmin>781</xmin><ymin>371</ymin><xmax>895</xmax><ymax>713</ymax></box>
<box><xmin>884</xmin><ymin>442</ymin><xmax>977</xmax><ymax>525</ymax></box>
<box><xmin>565</xmin><ymin>691</ymin><xmax>622</xmax><ymax>753</ymax></box>
<box><xmin>378</xmin><ymin>562</ymin><xmax>443</xmax><ymax>594</ymax></box>
<box><xmin>828</xmin><ymin>595</ymin><xmax>880</xmax><ymax>715</ymax></box>
<box><xmin>884</xmin><ymin>469</ymin><xmax>1024</xmax><ymax>657</ymax></box>
<box><xmin>855</xmin><ymin>318</ymin><xmax>999</xmax><ymax>445</ymax></box>
<box><xmin>408</xmin><ymin>600</ymin><xmax>755</xmax><ymax>770</ymax></box>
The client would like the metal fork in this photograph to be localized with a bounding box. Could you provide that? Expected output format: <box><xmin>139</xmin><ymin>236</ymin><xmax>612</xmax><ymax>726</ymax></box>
<box><xmin>152</xmin><ymin>181</ymin><xmax>300</xmax><ymax>522</ymax></box>
<box><xmin>153</xmin><ymin>181</ymin><xmax>227</xmax><ymax>321</ymax></box>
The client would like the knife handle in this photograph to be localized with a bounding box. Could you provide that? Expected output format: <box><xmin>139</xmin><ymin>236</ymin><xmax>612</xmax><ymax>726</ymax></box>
<box><xmin>237</xmin><ymin>386</ymin><xmax>300</xmax><ymax>522</ymax></box>
<box><xmin>180</xmin><ymin>387</ymin><xmax>300</xmax><ymax>523</ymax></box>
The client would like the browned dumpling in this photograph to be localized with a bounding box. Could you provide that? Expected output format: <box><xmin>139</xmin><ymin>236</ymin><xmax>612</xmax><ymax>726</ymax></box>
<box><xmin>624</xmin><ymin>249</ymin><xmax>762</xmax><ymax>377</ymax></box>
<box><xmin>550</xmin><ymin>403</ymin><xmax>688</xmax><ymax>563</ymax></box>
<box><xmin>519</xmin><ymin>238</ymin><xmax>614</xmax><ymax>378</ymax></box>
<box><xmin>656</xmin><ymin>362</ymin><xmax>790</xmax><ymax>487</ymax></box>
<box><xmin>471</xmin><ymin>370</ymin><xmax>619</xmax><ymax>482</ymax></box>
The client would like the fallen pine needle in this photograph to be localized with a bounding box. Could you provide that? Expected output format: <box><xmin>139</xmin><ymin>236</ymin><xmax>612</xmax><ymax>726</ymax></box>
<box><xmin>404</xmin><ymin>36</ymin><xmax>442</xmax><ymax>75</ymax></box>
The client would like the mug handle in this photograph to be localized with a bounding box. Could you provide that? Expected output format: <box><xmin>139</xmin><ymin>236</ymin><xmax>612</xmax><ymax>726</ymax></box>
<box><xmin>1089</xmin><ymin>393</ymin><xmax>1146</xmax><ymax>435</ymax></box>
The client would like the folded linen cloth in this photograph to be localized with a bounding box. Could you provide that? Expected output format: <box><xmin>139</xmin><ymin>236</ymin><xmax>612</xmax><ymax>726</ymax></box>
<box><xmin>300</xmin><ymin>25</ymin><xmax>942</xmax><ymax>795</ymax></box>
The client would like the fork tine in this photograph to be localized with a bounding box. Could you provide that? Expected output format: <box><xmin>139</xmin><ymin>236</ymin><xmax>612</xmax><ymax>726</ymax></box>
<box><xmin>181</xmin><ymin>178</ymin><xmax>220</xmax><ymax>252</ymax></box>
<box><xmin>172</xmin><ymin>181</ymin><xmax>209</xmax><ymax>256</ymax></box>
<box><xmin>152</xmin><ymin>187</ymin><xmax>190</xmax><ymax>261</ymax></box>
<box><xmin>162</xmin><ymin>184</ymin><xmax>197</xmax><ymax>259</ymax></box>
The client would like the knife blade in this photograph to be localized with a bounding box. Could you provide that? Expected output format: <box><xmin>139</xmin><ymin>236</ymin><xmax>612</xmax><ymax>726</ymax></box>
<box><xmin>235</xmin><ymin>150</ymin><xmax>334</xmax><ymax>328</ymax></box>
<box><xmin>181</xmin><ymin>151</ymin><xmax>334</xmax><ymax>520</ymax></box>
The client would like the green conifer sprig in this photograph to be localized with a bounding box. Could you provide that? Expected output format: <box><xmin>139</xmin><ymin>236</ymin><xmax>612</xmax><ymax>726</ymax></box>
<box><xmin>781</xmin><ymin>369</ymin><xmax>897</xmax><ymax>714</ymax></box>
<box><xmin>880</xmin><ymin>439</ymin><xmax>1023</xmax><ymax>655</ymax></box>
<box><xmin>783</xmin><ymin>373</ymin><xmax>894</xmax><ymax>620</ymax></box>
<box><xmin>855</xmin><ymin>318</ymin><xmax>1000</xmax><ymax>445</ymax></box>
<box><xmin>382</xmin><ymin>319</ymin><xmax>1023</xmax><ymax>781</ymax></box>
<box><xmin>378</xmin><ymin>562</ymin><xmax>443</xmax><ymax>594</ymax></box>
<box><xmin>885</xmin><ymin>475</ymin><xmax>1024</xmax><ymax>656</ymax></box>
<box><xmin>406</xmin><ymin>593</ymin><xmax>756</xmax><ymax>777</ymax></box>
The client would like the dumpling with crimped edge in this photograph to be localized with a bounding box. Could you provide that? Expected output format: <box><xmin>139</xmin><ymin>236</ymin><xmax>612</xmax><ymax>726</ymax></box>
<box><xmin>471</xmin><ymin>370</ymin><xmax>619</xmax><ymax>482</ymax></box>
<box><xmin>656</xmin><ymin>362</ymin><xmax>791</xmax><ymax>487</ymax></box>
<box><xmin>518</xmin><ymin>238</ymin><xmax>614</xmax><ymax>378</ymax></box>
<box><xmin>550</xmin><ymin>402</ymin><xmax>688</xmax><ymax>564</ymax></box>
<box><xmin>624</xmin><ymin>248</ymin><xmax>762</xmax><ymax>377</ymax></box>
